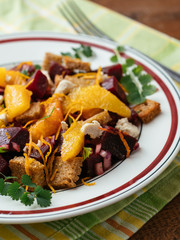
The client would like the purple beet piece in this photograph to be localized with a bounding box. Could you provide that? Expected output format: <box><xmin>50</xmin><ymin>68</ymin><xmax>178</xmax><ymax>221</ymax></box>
<box><xmin>0</xmin><ymin>127</ymin><xmax>29</xmax><ymax>152</ymax></box>
<box><xmin>83</xmin><ymin>154</ymin><xmax>103</xmax><ymax>177</ymax></box>
<box><xmin>101</xmin><ymin>76</ymin><xmax>128</xmax><ymax>105</ymax></box>
<box><xmin>49</xmin><ymin>62</ymin><xmax>74</xmax><ymax>81</ymax></box>
<box><xmin>26</xmin><ymin>70</ymin><xmax>48</xmax><ymax>99</ymax></box>
<box><xmin>102</xmin><ymin>64</ymin><xmax>122</xmax><ymax>81</ymax></box>
<box><xmin>0</xmin><ymin>154</ymin><xmax>10</xmax><ymax>176</ymax></box>
<box><xmin>124</xmin><ymin>134</ymin><xmax>138</xmax><ymax>151</ymax></box>
<box><xmin>0</xmin><ymin>87</ymin><xmax>4</xmax><ymax>95</ymax></box>
<box><xmin>30</xmin><ymin>136</ymin><xmax>55</xmax><ymax>163</ymax></box>
<box><xmin>100</xmin><ymin>129</ymin><xmax>126</xmax><ymax>160</ymax></box>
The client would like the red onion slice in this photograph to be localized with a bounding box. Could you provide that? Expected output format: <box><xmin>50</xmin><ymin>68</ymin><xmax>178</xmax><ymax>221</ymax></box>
<box><xmin>95</xmin><ymin>162</ymin><xmax>104</xmax><ymax>175</ymax></box>
<box><xmin>95</xmin><ymin>143</ymin><xmax>102</xmax><ymax>154</ymax></box>
<box><xmin>103</xmin><ymin>151</ymin><xmax>112</xmax><ymax>171</ymax></box>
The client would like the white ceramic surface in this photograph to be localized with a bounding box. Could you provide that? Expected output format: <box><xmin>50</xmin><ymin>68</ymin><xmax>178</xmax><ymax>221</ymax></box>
<box><xmin>0</xmin><ymin>32</ymin><xmax>179</xmax><ymax>224</ymax></box>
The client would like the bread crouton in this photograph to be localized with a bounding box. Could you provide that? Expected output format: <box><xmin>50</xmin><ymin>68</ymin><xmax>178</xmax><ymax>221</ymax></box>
<box><xmin>84</xmin><ymin>110</ymin><xmax>112</xmax><ymax>126</ymax></box>
<box><xmin>133</xmin><ymin>99</ymin><xmax>161</xmax><ymax>123</ymax></box>
<box><xmin>42</xmin><ymin>52</ymin><xmax>63</xmax><ymax>70</ymax></box>
<box><xmin>51</xmin><ymin>156</ymin><xmax>83</xmax><ymax>188</ymax></box>
<box><xmin>9</xmin><ymin>156</ymin><xmax>45</xmax><ymax>187</ymax></box>
<box><xmin>15</xmin><ymin>102</ymin><xmax>45</xmax><ymax>124</ymax></box>
<box><xmin>54</xmin><ymin>75</ymin><xmax>95</xmax><ymax>89</ymax></box>
<box><xmin>63</xmin><ymin>56</ymin><xmax>91</xmax><ymax>72</ymax></box>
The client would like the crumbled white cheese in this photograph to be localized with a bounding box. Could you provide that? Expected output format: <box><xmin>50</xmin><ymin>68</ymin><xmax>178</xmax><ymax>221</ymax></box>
<box><xmin>41</xmin><ymin>70</ymin><xmax>53</xmax><ymax>86</ymax></box>
<box><xmin>0</xmin><ymin>112</ymin><xmax>8</xmax><ymax>125</ymax></box>
<box><xmin>36</xmin><ymin>140</ymin><xmax>42</xmax><ymax>148</ymax></box>
<box><xmin>23</xmin><ymin>145</ymin><xmax>29</xmax><ymax>153</ymax></box>
<box><xmin>61</xmin><ymin>121</ymin><xmax>68</xmax><ymax>131</ymax></box>
<box><xmin>81</xmin><ymin>120</ymin><xmax>103</xmax><ymax>139</ymax></box>
<box><xmin>55</xmin><ymin>80</ymin><xmax>75</xmax><ymax>94</ymax></box>
<box><xmin>0</xmin><ymin>95</ymin><xmax>4</xmax><ymax>105</ymax></box>
<box><xmin>115</xmin><ymin>118</ymin><xmax>140</xmax><ymax>138</ymax></box>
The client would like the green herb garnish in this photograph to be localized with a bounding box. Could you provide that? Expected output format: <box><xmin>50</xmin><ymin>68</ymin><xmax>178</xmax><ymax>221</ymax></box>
<box><xmin>110</xmin><ymin>46</ymin><xmax>157</xmax><ymax>105</ymax></box>
<box><xmin>61</xmin><ymin>44</ymin><xmax>94</xmax><ymax>59</ymax></box>
<box><xmin>34</xmin><ymin>64</ymin><xmax>41</xmax><ymax>70</ymax></box>
<box><xmin>0</xmin><ymin>174</ymin><xmax>52</xmax><ymax>207</ymax></box>
<box><xmin>40</xmin><ymin>107</ymin><xmax>55</xmax><ymax>120</ymax></box>
<box><xmin>0</xmin><ymin>147</ymin><xmax>8</xmax><ymax>153</ymax></box>
<box><xmin>83</xmin><ymin>147</ymin><xmax>92</xmax><ymax>160</ymax></box>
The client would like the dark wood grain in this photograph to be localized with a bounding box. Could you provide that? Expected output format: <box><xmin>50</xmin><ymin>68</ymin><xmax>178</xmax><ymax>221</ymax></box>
<box><xmin>91</xmin><ymin>0</ymin><xmax>180</xmax><ymax>40</ymax></box>
<box><xmin>90</xmin><ymin>1</ymin><xmax>180</xmax><ymax>239</ymax></box>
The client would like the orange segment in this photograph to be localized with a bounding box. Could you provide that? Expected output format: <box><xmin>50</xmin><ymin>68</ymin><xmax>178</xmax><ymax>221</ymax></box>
<box><xmin>62</xmin><ymin>85</ymin><xmax>131</xmax><ymax>118</ymax></box>
<box><xmin>30</xmin><ymin>98</ymin><xmax>63</xmax><ymax>142</ymax></box>
<box><xmin>4</xmin><ymin>85</ymin><xmax>32</xmax><ymax>120</ymax></box>
<box><xmin>61</xmin><ymin>121</ymin><xmax>84</xmax><ymax>161</ymax></box>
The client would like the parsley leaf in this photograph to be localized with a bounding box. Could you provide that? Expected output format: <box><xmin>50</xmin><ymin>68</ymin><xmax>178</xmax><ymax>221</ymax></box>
<box><xmin>83</xmin><ymin>147</ymin><xmax>92</xmax><ymax>160</ymax></box>
<box><xmin>34</xmin><ymin>64</ymin><xmax>41</xmax><ymax>70</ymax></box>
<box><xmin>35</xmin><ymin>186</ymin><xmax>52</xmax><ymax>207</ymax></box>
<box><xmin>21</xmin><ymin>175</ymin><xmax>36</xmax><ymax>188</ymax></box>
<box><xmin>61</xmin><ymin>44</ymin><xmax>94</xmax><ymax>59</ymax></box>
<box><xmin>8</xmin><ymin>182</ymin><xmax>24</xmax><ymax>200</ymax></box>
<box><xmin>110</xmin><ymin>55</ymin><xmax>118</xmax><ymax>63</ymax></box>
<box><xmin>20</xmin><ymin>192</ymin><xmax>35</xmax><ymax>206</ymax></box>
<box><xmin>0</xmin><ymin>174</ymin><xmax>52</xmax><ymax>207</ymax></box>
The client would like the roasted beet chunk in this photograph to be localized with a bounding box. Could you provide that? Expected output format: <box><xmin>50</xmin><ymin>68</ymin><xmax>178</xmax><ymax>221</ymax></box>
<box><xmin>101</xmin><ymin>76</ymin><xmax>128</xmax><ymax>104</ymax></box>
<box><xmin>49</xmin><ymin>62</ymin><xmax>74</xmax><ymax>81</ymax></box>
<box><xmin>102</xmin><ymin>64</ymin><xmax>122</xmax><ymax>81</ymax></box>
<box><xmin>82</xmin><ymin>154</ymin><xmax>104</xmax><ymax>177</ymax></box>
<box><xmin>0</xmin><ymin>127</ymin><xmax>29</xmax><ymax>152</ymax></box>
<box><xmin>30</xmin><ymin>136</ymin><xmax>55</xmax><ymax>163</ymax></box>
<box><xmin>101</xmin><ymin>131</ymin><xmax>126</xmax><ymax>160</ymax></box>
<box><xmin>26</xmin><ymin>70</ymin><xmax>48</xmax><ymax>99</ymax></box>
<box><xmin>0</xmin><ymin>154</ymin><xmax>10</xmax><ymax>176</ymax></box>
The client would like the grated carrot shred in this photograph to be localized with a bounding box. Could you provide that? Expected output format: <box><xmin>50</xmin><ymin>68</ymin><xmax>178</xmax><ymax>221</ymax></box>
<box><xmin>50</xmin><ymin>168</ymin><xmax>58</xmax><ymax>182</ymax></box>
<box><xmin>47</xmin><ymin>146</ymin><xmax>59</xmax><ymax>177</ymax></box>
<box><xmin>48</xmin><ymin>183</ymin><xmax>56</xmax><ymax>193</ymax></box>
<box><xmin>40</xmin><ymin>136</ymin><xmax>52</xmax><ymax>162</ymax></box>
<box><xmin>23</xmin><ymin>119</ymin><xmax>37</xmax><ymax>128</ymax></box>
<box><xmin>81</xmin><ymin>177</ymin><xmax>95</xmax><ymax>186</ymax></box>
<box><xmin>119</xmin><ymin>130</ymin><xmax>131</xmax><ymax>158</ymax></box>
<box><xmin>5</xmin><ymin>132</ymin><xmax>11</xmax><ymax>139</ymax></box>
<box><xmin>26</xmin><ymin>142</ymin><xmax>45</xmax><ymax>163</ymax></box>
<box><xmin>96</xmin><ymin>66</ymin><xmax>102</xmax><ymax>85</ymax></box>
<box><xmin>25</xmin><ymin>78</ymin><xmax>34</xmax><ymax>88</ymax></box>
<box><xmin>23</xmin><ymin>153</ymin><xmax>34</xmax><ymax>176</ymax></box>
<box><xmin>73</xmin><ymin>72</ymin><xmax>97</xmax><ymax>78</ymax></box>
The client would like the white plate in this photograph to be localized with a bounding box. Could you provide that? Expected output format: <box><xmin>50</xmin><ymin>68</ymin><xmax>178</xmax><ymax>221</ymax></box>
<box><xmin>0</xmin><ymin>32</ymin><xmax>179</xmax><ymax>224</ymax></box>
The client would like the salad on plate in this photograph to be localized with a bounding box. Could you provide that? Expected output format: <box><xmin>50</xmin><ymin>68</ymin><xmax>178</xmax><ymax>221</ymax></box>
<box><xmin>0</xmin><ymin>45</ymin><xmax>161</xmax><ymax>206</ymax></box>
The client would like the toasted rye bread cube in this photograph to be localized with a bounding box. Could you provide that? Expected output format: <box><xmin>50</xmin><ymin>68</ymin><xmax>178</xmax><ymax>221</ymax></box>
<box><xmin>51</xmin><ymin>157</ymin><xmax>83</xmax><ymax>188</ymax></box>
<box><xmin>15</xmin><ymin>102</ymin><xmax>45</xmax><ymax>124</ymax></box>
<box><xmin>9</xmin><ymin>156</ymin><xmax>45</xmax><ymax>187</ymax></box>
<box><xmin>133</xmin><ymin>99</ymin><xmax>161</xmax><ymax>123</ymax></box>
<box><xmin>63</xmin><ymin>56</ymin><xmax>91</xmax><ymax>72</ymax></box>
<box><xmin>84</xmin><ymin>110</ymin><xmax>112</xmax><ymax>126</ymax></box>
<box><xmin>42</xmin><ymin>52</ymin><xmax>63</xmax><ymax>70</ymax></box>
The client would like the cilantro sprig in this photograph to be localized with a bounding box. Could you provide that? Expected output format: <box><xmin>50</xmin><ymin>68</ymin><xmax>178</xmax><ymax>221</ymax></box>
<box><xmin>110</xmin><ymin>46</ymin><xmax>157</xmax><ymax>105</ymax></box>
<box><xmin>0</xmin><ymin>174</ymin><xmax>52</xmax><ymax>207</ymax></box>
<box><xmin>61</xmin><ymin>44</ymin><xmax>94</xmax><ymax>59</ymax></box>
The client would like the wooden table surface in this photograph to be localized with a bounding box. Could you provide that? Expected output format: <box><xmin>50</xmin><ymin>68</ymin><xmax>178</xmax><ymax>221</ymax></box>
<box><xmin>90</xmin><ymin>0</ymin><xmax>180</xmax><ymax>239</ymax></box>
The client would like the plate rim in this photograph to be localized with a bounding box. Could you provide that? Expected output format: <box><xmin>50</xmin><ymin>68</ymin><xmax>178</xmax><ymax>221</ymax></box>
<box><xmin>0</xmin><ymin>31</ymin><xmax>179</xmax><ymax>224</ymax></box>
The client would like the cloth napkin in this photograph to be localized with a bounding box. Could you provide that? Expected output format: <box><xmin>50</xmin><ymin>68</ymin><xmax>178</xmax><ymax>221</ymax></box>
<box><xmin>0</xmin><ymin>0</ymin><xmax>179</xmax><ymax>239</ymax></box>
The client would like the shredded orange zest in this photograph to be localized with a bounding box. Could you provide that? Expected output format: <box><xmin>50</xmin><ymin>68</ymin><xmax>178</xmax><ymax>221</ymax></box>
<box><xmin>28</xmin><ymin>131</ymin><xmax>32</xmax><ymax>156</ymax></box>
<box><xmin>98</xmin><ymin>127</ymin><xmax>117</xmax><ymax>135</ymax></box>
<box><xmin>55</xmin><ymin>124</ymin><xmax>62</xmax><ymax>140</ymax></box>
<box><xmin>19</xmin><ymin>72</ymin><xmax>30</xmax><ymax>79</ymax></box>
<box><xmin>81</xmin><ymin>177</ymin><xmax>95</xmax><ymax>186</ymax></box>
<box><xmin>25</xmin><ymin>78</ymin><xmax>34</xmax><ymax>88</ymax></box>
<box><xmin>119</xmin><ymin>130</ymin><xmax>131</xmax><ymax>158</ymax></box>
<box><xmin>75</xmin><ymin>107</ymin><xmax>83</xmax><ymax>121</ymax></box>
<box><xmin>40</xmin><ymin>136</ymin><xmax>52</xmax><ymax>162</ymax></box>
<box><xmin>73</xmin><ymin>72</ymin><xmax>97</xmax><ymax>78</ymax></box>
<box><xmin>50</xmin><ymin>168</ymin><xmax>58</xmax><ymax>182</ymax></box>
<box><xmin>5</xmin><ymin>132</ymin><xmax>11</xmax><ymax>139</ymax></box>
<box><xmin>23</xmin><ymin>153</ymin><xmax>34</xmax><ymax>176</ymax></box>
<box><xmin>47</xmin><ymin>146</ymin><xmax>59</xmax><ymax>176</ymax></box>
<box><xmin>96</xmin><ymin>66</ymin><xmax>102</xmax><ymax>85</ymax></box>
<box><xmin>47</xmin><ymin>183</ymin><xmax>56</xmax><ymax>193</ymax></box>
<box><xmin>25</xmin><ymin>185</ymin><xmax>28</xmax><ymax>191</ymax></box>
<box><xmin>23</xmin><ymin>119</ymin><xmax>38</xmax><ymax>128</ymax></box>
<box><xmin>26</xmin><ymin>142</ymin><xmax>45</xmax><ymax>163</ymax></box>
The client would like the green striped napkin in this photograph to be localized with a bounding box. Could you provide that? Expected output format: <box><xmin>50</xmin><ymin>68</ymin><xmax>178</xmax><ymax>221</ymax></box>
<box><xmin>0</xmin><ymin>0</ymin><xmax>179</xmax><ymax>239</ymax></box>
